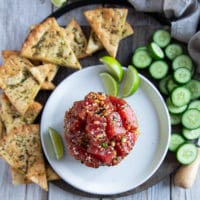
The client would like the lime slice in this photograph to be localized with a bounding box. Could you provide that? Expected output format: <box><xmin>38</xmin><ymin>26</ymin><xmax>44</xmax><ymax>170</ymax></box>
<box><xmin>99</xmin><ymin>56</ymin><xmax>124</xmax><ymax>82</ymax></box>
<box><xmin>51</xmin><ymin>0</ymin><xmax>67</xmax><ymax>7</ymax></box>
<box><xmin>48</xmin><ymin>127</ymin><xmax>64</xmax><ymax>160</ymax></box>
<box><xmin>121</xmin><ymin>65</ymin><xmax>140</xmax><ymax>97</ymax></box>
<box><xmin>100</xmin><ymin>72</ymin><xmax>118</xmax><ymax>96</ymax></box>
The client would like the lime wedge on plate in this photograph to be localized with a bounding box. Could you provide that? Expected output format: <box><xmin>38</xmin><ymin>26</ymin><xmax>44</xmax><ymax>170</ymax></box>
<box><xmin>99</xmin><ymin>56</ymin><xmax>124</xmax><ymax>82</ymax></box>
<box><xmin>48</xmin><ymin>127</ymin><xmax>64</xmax><ymax>160</ymax></box>
<box><xmin>100</xmin><ymin>72</ymin><xmax>118</xmax><ymax>96</ymax></box>
<box><xmin>51</xmin><ymin>0</ymin><xmax>67</xmax><ymax>7</ymax></box>
<box><xmin>121</xmin><ymin>65</ymin><xmax>140</xmax><ymax>97</ymax></box>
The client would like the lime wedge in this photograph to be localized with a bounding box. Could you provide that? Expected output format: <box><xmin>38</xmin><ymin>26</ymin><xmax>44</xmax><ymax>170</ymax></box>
<box><xmin>48</xmin><ymin>127</ymin><xmax>64</xmax><ymax>160</ymax></box>
<box><xmin>51</xmin><ymin>0</ymin><xmax>67</xmax><ymax>7</ymax></box>
<box><xmin>99</xmin><ymin>56</ymin><xmax>124</xmax><ymax>82</ymax></box>
<box><xmin>121</xmin><ymin>65</ymin><xmax>140</xmax><ymax>97</ymax></box>
<box><xmin>100</xmin><ymin>72</ymin><xmax>119</xmax><ymax>96</ymax></box>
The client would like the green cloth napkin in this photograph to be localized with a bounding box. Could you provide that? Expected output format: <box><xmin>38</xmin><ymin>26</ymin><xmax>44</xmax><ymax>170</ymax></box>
<box><xmin>128</xmin><ymin>0</ymin><xmax>200</xmax><ymax>73</ymax></box>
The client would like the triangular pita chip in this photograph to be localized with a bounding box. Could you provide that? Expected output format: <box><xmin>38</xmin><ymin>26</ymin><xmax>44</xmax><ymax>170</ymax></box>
<box><xmin>21</xmin><ymin>17</ymin><xmax>81</xmax><ymax>69</ymax></box>
<box><xmin>86</xmin><ymin>22</ymin><xmax>133</xmax><ymax>55</ymax></box>
<box><xmin>121</xmin><ymin>22</ymin><xmax>134</xmax><ymax>38</ymax></box>
<box><xmin>65</xmin><ymin>19</ymin><xmax>88</xmax><ymax>59</ymax></box>
<box><xmin>11</xmin><ymin>163</ymin><xmax>60</xmax><ymax>185</ymax></box>
<box><xmin>84</xmin><ymin>8</ymin><xmax>128</xmax><ymax>57</ymax></box>
<box><xmin>41</xmin><ymin>81</ymin><xmax>56</xmax><ymax>90</ymax></box>
<box><xmin>46</xmin><ymin>164</ymin><xmax>60</xmax><ymax>181</ymax></box>
<box><xmin>1</xmin><ymin>93</ymin><xmax>42</xmax><ymax>133</ymax></box>
<box><xmin>29</xmin><ymin>64</ymin><xmax>50</xmax><ymax>84</ymax></box>
<box><xmin>0</xmin><ymin>55</ymin><xmax>33</xmax><ymax>89</ymax></box>
<box><xmin>4</xmin><ymin>77</ymin><xmax>40</xmax><ymax>115</ymax></box>
<box><xmin>86</xmin><ymin>29</ymin><xmax>104</xmax><ymax>55</ymax></box>
<box><xmin>0</xmin><ymin>124</ymin><xmax>48</xmax><ymax>190</ymax></box>
<box><xmin>43</xmin><ymin>63</ymin><xmax>59</xmax><ymax>82</ymax></box>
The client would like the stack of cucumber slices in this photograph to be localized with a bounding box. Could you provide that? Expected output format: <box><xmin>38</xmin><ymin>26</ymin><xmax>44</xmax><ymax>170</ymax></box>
<box><xmin>132</xmin><ymin>29</ymin><xmax>200</xmax><ymax>165</ymax></box>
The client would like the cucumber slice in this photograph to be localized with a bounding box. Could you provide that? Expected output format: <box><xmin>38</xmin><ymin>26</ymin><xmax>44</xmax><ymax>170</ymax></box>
<box><xmin>172</xmin><ymin>55</ymin><xmax>193</xmax><ymax>71</ymax></box>
<box><xmin>171</xmin><ymin>86</ymin><xmax>191</xmax><ymax>107</ymax></box>
<box><xmin>153</xmin><ymin>29</ymin><xmax>171</xmax><ymax>48</ymax></box>
<box><xmin>170</xmin><ymin>113</ymin><xmax>182</xmax><ymax>125</ymax></box>
<box><xmin>182</xmin><ymin>127</ymin><xmax>200</xmax><ymax>140</ymax></box>
<box><xmin>148</xmin><ymin>42</ymin><xmax>164</xmax><ymax>60</ymax></box>
<box><xmin>188</xmin><ymin>100</ymin><xmax>200</xmax><ymax>111</ymax></box>
<box><xmin>165</xmin><ymin>43</ymin><xmax>183</xmax><ymax>60</ymax></box>
<box><xmin>159</xmin><ymin>75</ymin><xmax>171</xmax><ymax>95</ymax></box>
<box><xmin>166</xmin><ymin>98</ymin><xmax>188</xmax><ymax>114</ymax></box>
<box><xmin>176</xmin><ymin>143</ymin><xmax>198</xmax><ymax>165</ymax></box>
<box><xmin>149</xmin><ymin>61</ymin><xmax>168</xmax><ymax>79</ymax></box>
<box><xmin>173</xmin><ymin>67</ymin><xmax>192</xmax><ymax>84</ymax></box>
<box><xmin>169</xmin><ymin>133</ymin><xmax>185</xmax><ymax>152</ymax></box>
<box><xmin>135</xmin><ymin>46</ymin><xmax>147</xmax><ymax>53</ymax></box>
<box><xmin>132</xmin><ymin>50</ymin><xmax>152</xmax><ymax>69</ymax></box>
<box><xmin>182</xmin><ymin>109</ymin><xmax>200</xmax><ymax>129</ymax></box>
<box><xmin>185</xmin><ymin>79</ymin><xmax>200</xmax><ymax>100</ymax></box>
<box><xmin>167</xmin><ymin>77</ymin><xmax>179</xmax><ymax>93</ymax></box>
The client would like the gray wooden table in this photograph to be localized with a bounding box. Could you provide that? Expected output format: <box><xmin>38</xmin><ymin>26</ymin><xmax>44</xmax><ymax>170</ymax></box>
<box><xmin>0</xmin><ymin>0</ymin><xmax>200</xmax><ymax>200</ymax></box>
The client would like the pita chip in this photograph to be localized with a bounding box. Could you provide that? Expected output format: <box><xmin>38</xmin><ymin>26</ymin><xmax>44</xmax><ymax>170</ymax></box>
<box><xmin>0</xmin><ymin>55</ymin><xmax>33</xmax><ymax>89</ymax></box>
<box><xmin>41</xmin><ymin>81</ymin><xmax>56</xmax><ymax>90</ymax></box>
<box><xmin>21</xmin><ymin>17</ymin><xmax>81</xmax><ymax>69</ymax></box>
<box><xmin>65</xmin><ymin>19</ymin><xmax>88</xmax><ymax>59</ymax></box>
<box><xmin>29</xmin><ymin>64</ymin><xmax>50</xmax><ymax>84</ymax></box>
<box><xmin>4</xmin><ymin>77</ymin><xmax>40</xmax><ymax>115</ymax></box>
<box><xmin>1</xmin><ymin>93</ymin><xmax>42</xmax><ymax>133</ymax></box>
<box><xmin>84</xmin><ymin>8</ymin><xmax>128</xmax><ymax>57</ymax></box>
<box><xmin>86</xmin><ymin>22</ymin><xmax>133</xmax><ymax>55</ymax></box>
<box><xmin>0</xmin><ymin>124</ymin><xmax>48</xmax><ymax>190</ymax></box>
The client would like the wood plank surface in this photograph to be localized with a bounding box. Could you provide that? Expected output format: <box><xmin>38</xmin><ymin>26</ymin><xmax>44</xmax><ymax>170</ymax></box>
<box><xmin>0</xmin><ymin>1</ymin><xmax>200</xmax><ymax>200</ymax></box>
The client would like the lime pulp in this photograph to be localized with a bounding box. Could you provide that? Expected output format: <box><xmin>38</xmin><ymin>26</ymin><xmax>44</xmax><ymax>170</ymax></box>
<box><xmin>100</xmin><ymin>72</ymin><xmax>119</xmax><ymax>96</ymax></box>
<box><xmin>48</xmin><ymin>127</ymin><xmax>64</xmax><ymax>160</ymax></box>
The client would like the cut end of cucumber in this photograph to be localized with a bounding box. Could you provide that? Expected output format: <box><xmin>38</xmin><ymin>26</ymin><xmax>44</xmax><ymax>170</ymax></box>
<box><xmin>182</xmin><ymin>108</ymin><xmax>200</xmax><ymax>130</ymax></box>
<box><xmin>176</xmin><ymin>143</ymin><xmax>198</xmax><ymax>165</ymax></box>
<box><xmin>153</xmin><ymin>29</ymin><xmax>171</xmax><ymax>48</ymax></box>
<box><xmin>132</xmin><ymin>50</ymin><xmax>152</xmax><ymax>69</ymax></box>
<box><xmin>149</xmin><ymin>60</ymin><xmax>168</xmax><ymax>79</ymax></box>
<box><xmin>171</xmin><ymin>86</ymin><xmax>191</xmax><ymax>107</ymax></box>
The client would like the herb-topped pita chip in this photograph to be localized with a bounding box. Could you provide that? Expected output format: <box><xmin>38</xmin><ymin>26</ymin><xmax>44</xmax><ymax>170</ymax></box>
<box><xmin>65</xmin><ymin>19</ymin><xmax>88</xmax><ymax>59</ymax></box>
<box><xmin>86</xmin><ymin>22</ymin><xmax>134</xmax><ymax>55</ymax></box>
<box><xmin>1</xmin><ymin>93</ymin><xmax>42</xmax><ymax>133</ymax></box>
<box><xmin>21</xmin><ymin>17</ymin><xmax>81</xmax><ymax>69</ymax></box>
<box><xmin>11</xmin><ymin>163</ymin><xmax>60</xmax><ymax>185</ymax></box>
<box><xmin>4</xmin><ymin>77</ymin><xmax>40</xmax><ymax>115</ymax></box>
<box><xmin>84</xmin><ymin>8</ymin><xmax>128</xmax><ymax>57</ymax></box>
<box><xmin>121</xmin><ymin>22</ymin><xmax>134</xmax><ymax>38</ymax></box>
<box><xmin>28</xmin><ymin>64</ymin><xmax>50</xmax><ymax>84</ymax></box>
<box><xmin>0</xmin><ymin>124</ymin><xmax>48</xmax><ymax>190</ymax></box>
<box><xmin>0</xmin><ymin>55</ymin><xmax>33</xmax><ymax>89</ymax></box>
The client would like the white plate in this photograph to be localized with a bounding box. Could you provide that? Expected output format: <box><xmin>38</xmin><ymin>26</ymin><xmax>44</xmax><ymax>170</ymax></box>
<box><xmin>40</xmin><ymin>65</ymin><xmax>170</xmax><ymax>195</ymax></box>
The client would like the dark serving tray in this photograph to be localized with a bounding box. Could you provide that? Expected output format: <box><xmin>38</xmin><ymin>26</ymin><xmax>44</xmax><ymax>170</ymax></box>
<box><xmin>37</xmin><ymin>0</ymin><xmax>180</xmax><ymax>198</ymax></box>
